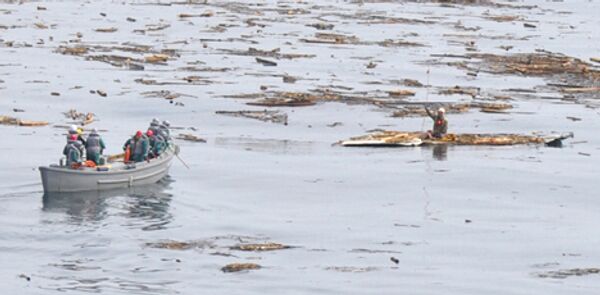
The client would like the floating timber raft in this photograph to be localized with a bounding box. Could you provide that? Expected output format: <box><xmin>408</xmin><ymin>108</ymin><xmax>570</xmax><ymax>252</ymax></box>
<box><xmin>340</xmin><ymin>131</ymin><xmax>573</xmax><ymax>147</ymax></box>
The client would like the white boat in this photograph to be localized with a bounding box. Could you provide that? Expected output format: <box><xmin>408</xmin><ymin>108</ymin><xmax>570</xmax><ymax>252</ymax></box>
<box><xmin>39</xmin><ymin>144</ymin><xmax>179</xmax><ymax>193</ymax></box>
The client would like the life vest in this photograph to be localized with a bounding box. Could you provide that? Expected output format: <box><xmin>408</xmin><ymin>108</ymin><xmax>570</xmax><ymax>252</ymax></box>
<box><xmin>124</xmin><ymin>147</ymin><xmax>131</xmax><ymax>162</ymax></box>
<box><xmin>86</xmin><ymin>134</ymin><xmax>101</xmax><ymax>153</ymax></box>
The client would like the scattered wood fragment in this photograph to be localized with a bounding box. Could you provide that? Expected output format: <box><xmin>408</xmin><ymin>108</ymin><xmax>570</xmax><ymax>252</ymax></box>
<box><xmin>591</xmin><ymin>57</ymin><xmax>600</xmax><ymax>64</ymax></box>
<box><xmin>387</xmin><ymin>89</ymin><xmax>416</xmax><ymax>97</ymax></box>
<box><xmin>256</xmin><ymin>57</ymin><xmax>277</xmax><ymax>66</ymax></box>
<box><xmin>230</xmin><ymin>243</ymin><xmax>291</xmax><ymax>251</ymax></box>
<box><xmin>95</xmin><ymin>27</ymin><xmax>118</xmax><ymax>33</ymax></box>
<box><xmin>221</xmin><ymin>263</ymin><xmax>261</xmax><ymax>273</ymax></box>
<box><xmin>307</xmin><ymin>23</ymin><xmax>334</xmax><ymax>30</ymax></box>
<box><xmin>0</xmin><ymin>116</ymin><xmax>48</xmax><ymax>127</ymax></box>
<box><xmin>144</xmin><ymin>54</ymin><xmax>170</xmax><ymax>63</ymax></box>
<box><xmin>536</xmin><ymin>268</ymin><xmax>600</xmax><ymax>279</ymax></box>
<box><xmin>63</xmin><ymin>109</ymin><xmax>95</xmax><ymax>125</ymax></box>
<box><xmin>560</xmin><ymin>87</ymin><xmax>600</xmax><ymax>93</ymax></box>
<box><xmin>34</xmin><ymin>23</ymin><xmax>48</xmax><ymax>29</ymax></box>
<box><xmin>145</xmin><ymin>241</ymin><xmax>195</xmax><ymax>250</ymax></box>
<box><xmin>282</xmin><ymin>75</ymin><xmax>297</xmax><ymax>83</ymax></box>
<box><xmin>485</xmin><ymin>15</ymin><xmax>521</xmax><ymax>22</ymax></box>
<box><xmin>178</xmin><ymin>11</ymin><xmax>213</xmax><ymax>18</ymax></box>
<box><xmin>216</xmin><ymin>110</ymin><xmax>288</xmax><ymax>125</ymax></box>
<box><xmin>51</xmin><ymin>92</ymin><xmax>60</xmax><ymax>96</ymax></box>
<box><xmin>523</xmin><ymin>23</ymin><xmax>537</xmax><ymax>28</ymax></box>
<box><xmin>566</xmin><ymin>116</ymin><xmax>582</xmax><ymax>121</ymax></box>
<box><xmin>176</xmin><ymin>133</ymin><xmax>206</xmax><ymax>143</ymax></box>
<box><xmin>439</xmin><ymin>85</ymin><xmax>479</xmax><ymax>97</ymax></box>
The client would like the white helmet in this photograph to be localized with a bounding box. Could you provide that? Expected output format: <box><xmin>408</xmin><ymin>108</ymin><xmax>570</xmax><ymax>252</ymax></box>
<box><xmin>69</xmin><ymin>125</ymin><xmax>78</xmax><ymax>132</ymax></box>
<box><xmin>162</xmin><ymin>120</ymin><xmax>170</xmax><ymax>127</ymax></box>
<box><xmin>438</xmin><ymin>107</ymin><xmax>446</xmax><ymax>114</ymax></box>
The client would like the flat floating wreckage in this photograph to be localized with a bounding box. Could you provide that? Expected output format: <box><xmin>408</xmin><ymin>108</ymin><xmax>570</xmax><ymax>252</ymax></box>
<box><xmin>340</xmin><ymin>131</ymin><xmax>573</xmax><ymax>147</ymax></box>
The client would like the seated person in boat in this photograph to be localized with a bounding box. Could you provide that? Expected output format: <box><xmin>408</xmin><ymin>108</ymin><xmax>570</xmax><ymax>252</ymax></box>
<box><xmin>85</xmin><ymin>128</ymin><xmax>106</xmax><ymax>165</ymax></box>
<box><xmin>123</xmin><ymin>131</ymin><xmax>149</xmax><ymax>163</ymax></box>
<box><xmin>159</xmin><ymin>120</ymin><xmax>171</xmax><ymax>141</ymax></box>
<box><xmin>63</xmin><ymin>134</ymin><xmax>82</xmax><ymax>168</ymax></box>
<box><xmin>146</xmin><ymin>129</ymin><xmax>166</xmax><ymax>158</ymax></box>
<box><xmin>148</xmin><ymin>118</ymin><xmax>161</xmax><ymax>139</ymax></box>
<box><xmin>425</xmin><ymin>107</ymin><xmax>448</xmax><ymax>139</ymax></box>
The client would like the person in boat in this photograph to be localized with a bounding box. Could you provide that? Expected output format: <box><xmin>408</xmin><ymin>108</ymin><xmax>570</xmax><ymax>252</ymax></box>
<box><xmin>425</xmin><ymin>107</ymin><xmax>448</xmax><ymax>139</ymax></box>
<box><xmin>67</xmin><ymin>125</ymin><xmax>86</xmax><ymax>155</ymax></box>
<box><xmin>63</xmin><ymin>134</ymin><xmax>82</xmax><ymax>168</ymax></box>
<box><xmin>146</xmin><ymin>129</ymin><xmax>166</xmax><ymax>158</ymax></box>
<box><xmin>148</xmin><ymin>118</ymin><xmax>161</xmax><ymax>138</ymax></box>
<box><xmin>123</xmin><ymin>130</ymin><xmax>150</xmax><ymax>163</ymax></box>
<box><xmin>85</xmin><ymin>128</ymin><xmax>106</xmax><ymax>165</ymax></box>
<box><xmin>158</xmin><ymin>120</ymin><xmax>171</xmax><ymax>141</ymax></box>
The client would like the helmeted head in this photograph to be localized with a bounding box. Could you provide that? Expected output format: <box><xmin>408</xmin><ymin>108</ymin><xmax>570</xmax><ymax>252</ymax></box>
<box><xmin>69</xmin><ymin>125</ymin><xmax>78</xmax><ymax>133</ymax></box>
<box><xmin>136</xmin><ymin>130</ymin><xmax>143</xmax><ymax>138</ymax></box>
<box><xmin>151</xmin><ymin>118</ymin><xmax>160</xmax><ymax>126</ymax></box>
<box><xmin>162</xmin><ymin>120</ymin><xmax>170</xmax><ymax>127</ymax></box>
<box><xmin>146</xmin><ymin>130</ymin><xmax>154</xmax><ymax>137</ymax></box>
<box><xmin>90</xmin><ymin>128</ymin><xmax>98</xmax><ymax>135</ymax></box>
<box><xmin>438</xmin><ymin>107</ymin><xmax>446</xmax><ymax>116</ymax></box>
<box><xmin>69</xmin><ymin>134</ymin><xmax>78</xmax><ymax>141</ymax></box>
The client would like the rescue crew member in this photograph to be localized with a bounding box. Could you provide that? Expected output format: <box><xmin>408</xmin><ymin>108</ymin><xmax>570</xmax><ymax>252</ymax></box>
<box><xmin>63</xmin><ymin>134</ymin><xmax>82</xmax><ymax>168</ymax></box>
<box><xmin>123</xmin><ymin>130</ymin><xmax>149</xmax><ymax>163</ymax></box>
<box><xmin>147</xmin><ymin>130</ymin><xmax>166</xmax><ymax>159</ymax></box>
<box><xmin>85</xmin><ymin>128</ymin><xmax>106</xmax><ymax>165</ymax></box>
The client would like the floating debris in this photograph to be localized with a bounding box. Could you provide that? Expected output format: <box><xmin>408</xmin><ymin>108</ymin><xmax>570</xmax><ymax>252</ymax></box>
<box><xmin>176</xmin><ymin>134</ymin><xmax>206</xmax><ymax>143</ymax></box>
<box><xmin>95</xmin><ymin>27</ymin><xmax>118</xmax><ymax>33</ymax></box>
<box><xmin>387</xmin><ymin>89</ymin><xmax>416</xmax><ymax>97</ymax></box>
<box><xmin>256</xmin><ymin>57</ymin><xmax>277</xmax><ymax>66</ymax></box>
<box><xmin>340</xmin><ymin>131</ymin><xmax>573</xmax><ymax>147</ymax></box>
<box><xmin>218</xmin><ymin>47</ymin><xmax>315</xmax><ymax>59</ymax></box>
<box><xmin>216</xmin><ymin>110</ymin><xmax>288</xmax><ymax>125</ymax></box>
<box><xmin>0</xmin><ymin>116</ymin><xmax>48</xmax><ymax>127</ymax></box>
<box><xmin>221</xmin><ymin>263</ymin><xmax>261</xmax><ymax>273</ymax></box>
<box><xmin>145</xmin><ymin>239</ymin><xmax>214</xmax><ymax>250</ymax></box>
<box><xmin>439</xmin><ymin>85</ymin><xmax>479</xmax><ymax>97</ymax></box>
<box><xmin>141</xmin><ymin>90</ymin><xmax>196</xmax><ymax>100</ymax></box>
<box><xmin>230</xmin><ymin>243</ymin><xmax>291</xmax><ymax>251</ymax></box>
<box><xmin>325</xmin><ymin>266</ymin><xmax>379</xmax><ymax>273</ymax></box>
<box><xmin>535</xmin><ymin>268</ymin><xmax>600</xmax><ymax>279</ymax></box>
<box><xmin>307</xmin><ymin>23</ymin><xmax>334</xmax><ymax>30</ymax></box>
<box><xmin>144</xmin><ymin>54</ymin><xmax>170</xmax><ymax>64</ymax></box>
<box><xmin>63</xmin><ymin>109</ymin><xmax>95</xmax><ymax>125</ymax></box>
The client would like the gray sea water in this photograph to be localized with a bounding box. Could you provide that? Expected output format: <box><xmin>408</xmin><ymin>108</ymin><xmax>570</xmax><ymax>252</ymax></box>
<box><xmin>1</xmin><ymin>0</ymin><xmax>599</xmax><ymax>294</ymax></box>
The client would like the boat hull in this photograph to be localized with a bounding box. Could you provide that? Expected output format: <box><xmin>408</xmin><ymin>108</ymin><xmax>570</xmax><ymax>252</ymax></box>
<box><xmin>40</xmin><ymin>145</ymin><xmax>178</xmax><ymax>193</ymax></box>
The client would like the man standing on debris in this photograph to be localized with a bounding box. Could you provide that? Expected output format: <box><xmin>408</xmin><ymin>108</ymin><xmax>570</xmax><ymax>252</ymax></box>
<box><xmin>425</xmin><ymin>107</ymin><xmax>448</xmax><ymax>138</ymax></box>
<box><xmin>63</xmin><ymin>134</ymin><xmax>82</xmax><ymax>168</ymax></box>
<box><xmin>123</xmin><ymin>131</ymin><xmax>150</xmax><ymax>163</ymax></box>
<box><xmin>146</xmin><ymin>130</ymin><xmax>165</xmax><ymax>158</ymax></box>
<box><xmin>85</xmin><ymin>128</ymin><xmax>106</xmax><ymax>165</ymax></box>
